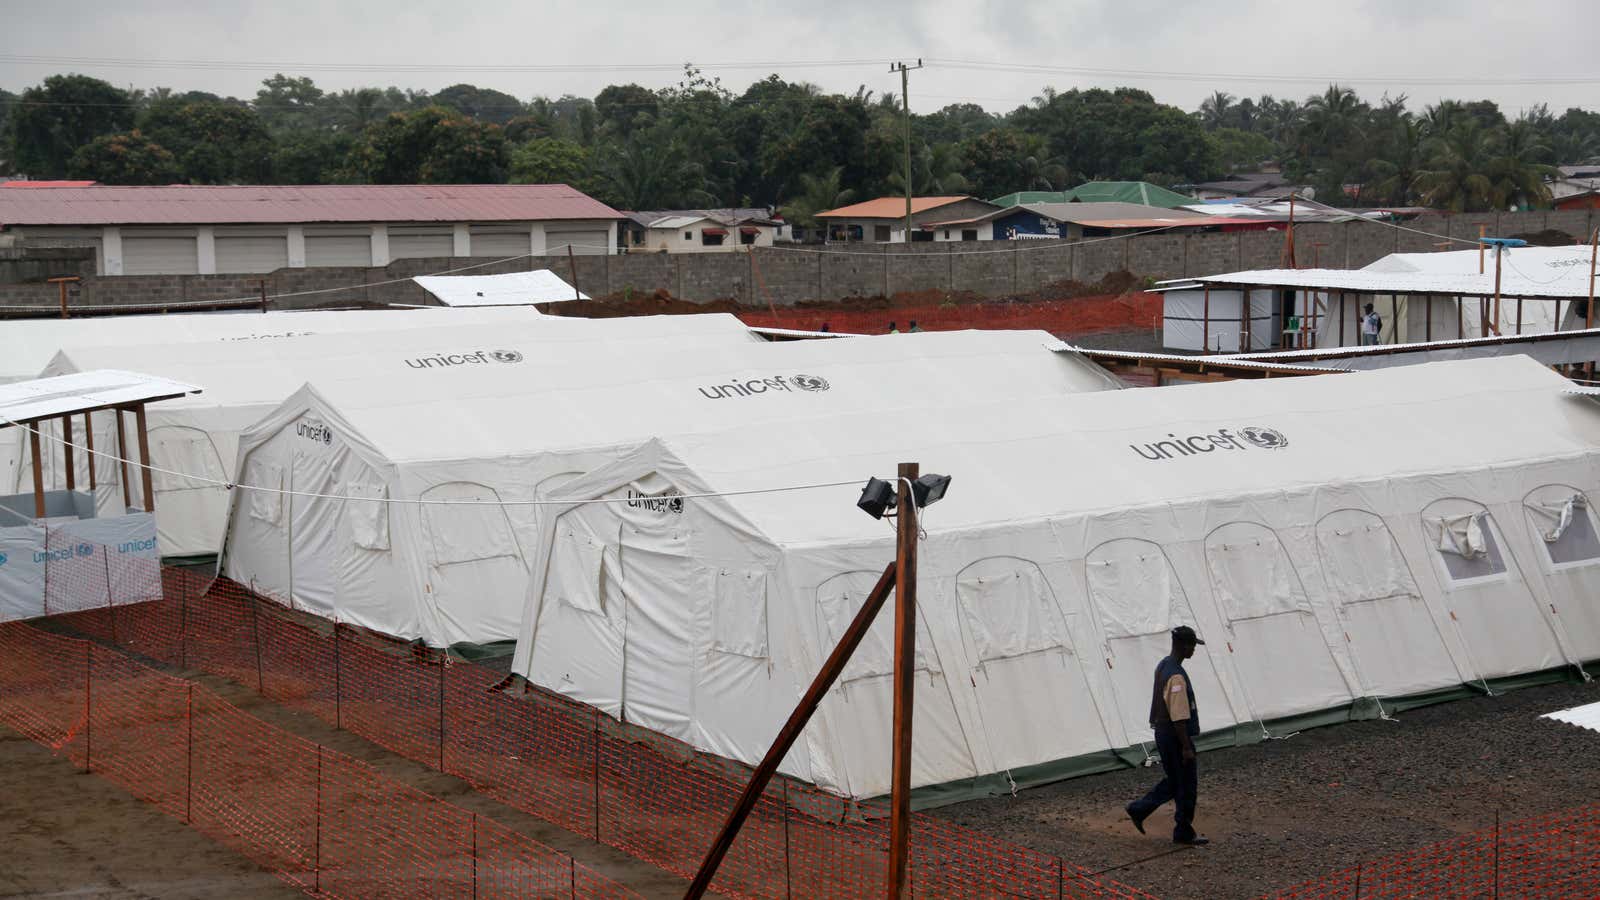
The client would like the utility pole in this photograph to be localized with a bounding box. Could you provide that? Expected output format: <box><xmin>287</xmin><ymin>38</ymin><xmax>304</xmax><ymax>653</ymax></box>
<box><xmin>886</xmin><ymin>462</ymin><xmax>919</xmax><ymax>899</ymax></box>
<box><xmin>890</xmin><ymin>60</ymin><xmax>923</xmax><ymax>245</ymax></box>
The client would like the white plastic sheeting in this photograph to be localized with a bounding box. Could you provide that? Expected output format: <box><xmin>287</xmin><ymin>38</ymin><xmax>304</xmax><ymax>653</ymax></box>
<box><xmin>413</xmin><ymin>270</ymin><xmax>587</xmax><ymax>306</ymax></box>
<box><xmin>220</xmin><ymin>329</ymin><xmax>1124</xmax><ymax>647</ymax></box>
<box><xmin>26</xmin><ymin>314</ymin><xmax>759</xmax><ymax>556</ymax></box>
<box><xmin>512</xmin><ymin>355</ymin><xmax>1600</xmax><ymax>799</ymax></box>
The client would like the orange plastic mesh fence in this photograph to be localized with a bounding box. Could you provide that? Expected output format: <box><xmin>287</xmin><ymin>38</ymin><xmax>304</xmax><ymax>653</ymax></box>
<box><xmin>26</xmin><ymin>543</ymin><xmax>1163</xmax><ymax>898</ymax></box>
<box><xmin>1264</xmin><ymin>803</ymin><xmax>1600</xmax><ymax>899</ymax></box>
<box><xmin>0</xmin><ymin>612</ymin><xmax>637</xmax><ymax>897</ymax></box>
<box><xmin>739</xmin><ymin>292</ymin><xmax>1164</xmax><ymax>338</ymax></box>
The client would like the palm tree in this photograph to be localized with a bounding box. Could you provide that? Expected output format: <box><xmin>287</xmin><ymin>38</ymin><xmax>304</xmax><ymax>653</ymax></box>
<box><xmin>1300</xmin><ymin>85</ymin><xmax>1367</xmax><ymax>150</ymax></box>
<box><xmin>1485</xmin><ymin>121</ymin><xmax>1556</xmax><ymax>209</ymax></box>
<box><xmin>780</xmin><ymin>166</ymin><xmax>855</xmax><ymax>230</ymax></box>
<box><xmin>1198</xmin><ymin>91</ymin><xmax>1235</xmax><ymax>130</ymax></box>
<box><xmin>886</xmin><ymin>142</ymin><xmax>969</xmax><ymax>195</ymax></box>
<box><xmin>1420</xmin><ymin>100</ymin><xmax>1465</xmax><ymax>138</ymax></box>
<box><xmin>1414</xmin><ymin>120</ymin><xmax>1495</xmax><ymax>211</ymax></box>
<box><xmin>1367</xmin><ymin>119</ymin><xmax>1426</xmax><ymax>205</ymax></box>
<box><xmin>592</xmin><ymin>133</ymin><xmax>713</xmax><ymax>210</ymax></box>
<box><xmin>1020</xmin><ymin>152</ymin><xmax>1072</xmax><ymax>191</ymax></box>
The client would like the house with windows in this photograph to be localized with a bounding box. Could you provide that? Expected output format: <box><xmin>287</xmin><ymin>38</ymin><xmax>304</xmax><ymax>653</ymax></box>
<box><xmin>992</xmin><ymin>181</ymin><xmax>1197</xmax><ymax>210</ymax></box>
<box><xmin>619</xmin><ymin>209</ymin><xmax>784</xmax><ymax>253</ymax></box>
<box><xmin>0</xmin><ymin>183</ymin><xmax>624</xmax><ymax>276</ymax></box>
<box><xmin>814</xmin><ymin>196</ymin><xmax>1001</xmax><ymax>243</ymax></box>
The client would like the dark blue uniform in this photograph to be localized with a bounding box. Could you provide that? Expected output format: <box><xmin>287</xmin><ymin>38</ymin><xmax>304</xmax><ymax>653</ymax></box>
<box><xmin>1128</xmin><ymin>655</ymin><xmax>1199</xmax><ymax>842</ymax></box>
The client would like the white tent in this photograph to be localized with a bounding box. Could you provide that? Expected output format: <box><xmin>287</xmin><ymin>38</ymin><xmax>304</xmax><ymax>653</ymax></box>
<box><xmin>413</xmin><ymin>270</ymin><xmax>588</xmax><ymax>306</ymax></box>
<box><xmin>26</xmin><ymin>314</ymin><xmax>761</xmax><ymax>556</ymax></box>
<box><xmin>0</xmin><ymin>305</ymin><xmax>554</xmax><ymax>503</ymax></box>
<box><xmin>511</xmin><ymin>355</ymin><xmax>1599</xmax><ymax>799</ymax></box>
<box><xmin>218</xmin><ymin>330</ymin><xmax>1125</xmax><ymax>646</ymax></box>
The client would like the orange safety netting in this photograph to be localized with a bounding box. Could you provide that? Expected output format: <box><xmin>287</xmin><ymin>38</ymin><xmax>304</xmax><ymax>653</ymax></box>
<box><xmin>24</xmin><ymin>536</ymin><xmax>1161</xmax><ymax>898</ymax></box>
<box><xmin>739</xmin><ymin>292</ymin><xmax>1164</xmax><ymax>338</ymax></box>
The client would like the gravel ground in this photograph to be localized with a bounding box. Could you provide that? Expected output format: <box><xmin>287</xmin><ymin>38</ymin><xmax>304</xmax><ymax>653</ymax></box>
<box><xmin>931</xmin><ymin>679</ymin><xmax>1600</xmax><ymax>900</ymax></box>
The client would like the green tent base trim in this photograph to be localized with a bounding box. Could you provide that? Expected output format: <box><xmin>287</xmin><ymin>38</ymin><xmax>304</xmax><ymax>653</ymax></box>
<box><xmin>161</xmin><ymin>552</ymin><xmax>218</xmax><ymax>574</ymax></box>
<box><xmin>896</xmin><ymin>664</ymin><xmax>1590</xmax><ymax>811</ymax></box>
<box><xmin>447</xmin><ymin>638</ymin><xmax>518</xmax><ymax>662</ymax></box>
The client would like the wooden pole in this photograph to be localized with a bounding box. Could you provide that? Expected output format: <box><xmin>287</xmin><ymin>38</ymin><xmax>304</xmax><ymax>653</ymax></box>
<box><xmin>1492</xmin><ymin>247</ymin><xmax>1504</xmax><ymax>335</ymax></box>
<box><xmin>47</xmin><ymin>276</ymin><xmax>79</xmax><ymax>319</ymax></box>
<box><xmin>567</xmin><ymin>244</ymin><xmax>582</xmax><ymax>301</ymax></box>
<box><xmin>114</xmin><ymin>410</ymin><xmax>131</xmax><ymax>510</ymax></box>
<box><xmin>62</xmin><ymin>416</ymin><xmax>75</xmax><ymax>491</ymax></box>
<box><xmin>257</xmin><ymin>278</ymin><xmax>268</xmax><ymax>313</ymax></box>
<box><xmin>1202</xmin><ymin>284</ymin><xmax>1211</xmax><ymax>352</ymax></box>
<box><xmin>83</xmin><ymin>413</ymin><xmax>96</xmax><ymax>490</ymax></box>
<box><xmin>1426</xmin><ymin>293</ymin><xmax>1433</xmax><ymax>341</ymax></box>
<box><xmin>685</xmin><ymin>562</ymin><xmax>898</xmax><ymax>899</ymax></box>
<box><xmin>28</xmin><ymin>424</ymin><xmax>45</xmax><ymax>518</ymax></box>
<box><xmin>1479</xmin><ymin>224</ymin><xmax>1487</xmax><ymax>274</ymax></box>
<box><xmin>1588</xmin><ymin>227</ymin><xmax>1598</xmax><ymax>378</ymax></box>
<box><xmin>133</xmin><ymin>404</ymin><xmax>155</xmax><ymax>513</ymax></box>
<box><xmin>887</xmin><ymin>462</ymin><xmax>920</xmax><ymax>900</ymax></box>
<box><xmin>1339</xmin><ymin>291</ymin><xmax>1346</xmax><ymax>346</ymax></box>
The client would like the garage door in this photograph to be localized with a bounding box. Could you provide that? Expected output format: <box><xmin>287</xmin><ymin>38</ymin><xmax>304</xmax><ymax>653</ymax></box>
<box><xmin>305</xmin><ymin>227</ymin><xmax>373</xmax><ymax>267</ymax></box>
<box><xmin>215</xmin><ymin>230</ymin><xmax>289</xmax><ymax>273</ymax></box>
<box><xmin>469</xmin><ymin>225</ymin><xmax>531</xmax><ymax>258</ymax></box>
<box><xmin>389</xmin><ymin>226</ymin><xmax>454</xmax><ymax>259</ymax></box>
<box><xmin>123</xmin><ymin>233</ymin><xmax>198</xmax><ymax>275</ymax></box>
<box><xmin>546</xmin><ymin>229</ymin><xmax>609</xmax><ymax>255</ymax></box>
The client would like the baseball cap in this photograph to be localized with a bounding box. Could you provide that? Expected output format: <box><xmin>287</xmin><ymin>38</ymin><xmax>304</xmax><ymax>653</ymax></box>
<box><xmin>1172</xmin><ymin>625</ymin><xmax>1205</xmax><ymax>645</ymax></box>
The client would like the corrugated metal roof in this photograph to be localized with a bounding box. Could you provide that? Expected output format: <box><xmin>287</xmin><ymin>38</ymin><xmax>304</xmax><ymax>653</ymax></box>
<box><xmin>0</xmin><ymin>180</ymin><xmax>98</xmax><ymax>188</ymax></box>
<box><xmin>1542</xmin><ymin>700</ymin><xmax>1600</xmax><ymax>730</ymax></box>
<box><xmin>1169</xmin><ymin>266</ymin><xmax>1600</xmax><ymax>300</ymax></box>
<box><xmin>816</xmin><ymin>196</ymin><xmax>972</xmax><ymax>219</ymax></box>
<box><xmin>0</xmin><ymin>369</ymin><xmax>201</xmax><ymax>424</ymax></box>
<box><xmin>0</xmin><ymin>184</ymin><xmax>622</xmax><ymax>227</ymax></box>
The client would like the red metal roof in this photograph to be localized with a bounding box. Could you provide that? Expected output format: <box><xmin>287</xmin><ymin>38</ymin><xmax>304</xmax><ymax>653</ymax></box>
<box><xmin>815</xmin><ymin>196</ymin><xmax>972</xmax><ymax>219</ymax></box>
<box><xmin>0</xmin><ymin>184</ymin><xmax>621</xmax><ymax>227</ymax></box>
<box><xmin>0</xmin><ymin>180</ymin><xmax>98</xmax><ymax>188</ymax></box>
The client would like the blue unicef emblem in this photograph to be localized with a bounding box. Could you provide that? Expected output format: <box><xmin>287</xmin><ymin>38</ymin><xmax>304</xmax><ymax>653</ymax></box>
<box><xmin>76</xmin><ymin>543</ymin><xmax>95</xmax><ymax>557</ymax></box>
<box><xmin>0</xmin><ymin>551</ymin><xmax>7</xmax><ymax>566</ymax></box>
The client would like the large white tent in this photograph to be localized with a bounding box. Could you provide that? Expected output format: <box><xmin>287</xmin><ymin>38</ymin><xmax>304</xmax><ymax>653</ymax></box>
<box><xmin>26</xmin><ymin>314</ymin><xmax>762</xmax><ymax>555</ymax></box>
<box><xmin>511</xmin><ymin>355</ymin><xmax>1600</xmax><ymax>800</ymax></box>
<box><xmin>218</xmin><ymin>330</ymin><xmax>1125</xmax><ymax>647</ymax></box>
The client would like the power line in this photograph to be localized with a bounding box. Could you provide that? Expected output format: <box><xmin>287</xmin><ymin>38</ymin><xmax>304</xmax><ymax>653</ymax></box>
<box><xmin>924</xmin><ymin>58</ymin><xmax>1600</xmax><ymax>88</ymax></box>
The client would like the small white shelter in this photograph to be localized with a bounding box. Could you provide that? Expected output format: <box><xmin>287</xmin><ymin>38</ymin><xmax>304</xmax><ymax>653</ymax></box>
<box><xmin>27</xmin><ymin>314</ymin><xmax>760</xmax><ymax>556</ymax></box>
<box><xmin>219</xmin><ymin>331</ymin><xmax>1124</xmax><ymax>647</ymax></box>
<box><xmin>412</xmin><ymin>270</ymin><xmax>587</xmax><ymax>306</ymax></box>
<box><xmin>512</xmin><ymin>355</ymin><xmax>1599</xmax><ymax>799</ymax></box>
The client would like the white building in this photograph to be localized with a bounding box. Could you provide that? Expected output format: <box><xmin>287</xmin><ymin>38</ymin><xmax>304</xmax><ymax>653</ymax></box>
<box><xmin>0</xmin><ymin>184</ymin><xmax>624</xmax><ymax>276</ymax></box>
<box><xmin>620</xmin><ymin>209</ymin><xmax>783</xmax><ymax>253</ymax></box>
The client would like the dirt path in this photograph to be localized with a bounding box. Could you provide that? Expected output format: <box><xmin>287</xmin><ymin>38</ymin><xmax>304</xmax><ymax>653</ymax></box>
<box><xmin>0</xmin><ymin>726</ymin><xmax>298</xmax><ymax>899</ymax></box>
<box><xmin>932</xmin><ymin>679</ymin><xmax>1600</xmax><ymax>900</ymax></box>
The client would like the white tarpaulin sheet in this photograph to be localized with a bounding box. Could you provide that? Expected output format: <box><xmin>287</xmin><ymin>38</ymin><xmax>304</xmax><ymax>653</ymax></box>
<box><xmin>219</xmin><ymin>329</ymin><xmax>1124</xmax><ymax>646</ymax></box>
<box><xmin>1543</xmin><ymin>701</ymin><xmax>1600</xmax><ymax>732</ymax></box>
<box><xmin>413</xmin><ymin>270</ymin><xmax>587</xmax><ymax>306</ymax></box>
<box><xmin>513</xmin><ymin>355</ymin><xmax>1598</xmax><ymax>799</ymax></box>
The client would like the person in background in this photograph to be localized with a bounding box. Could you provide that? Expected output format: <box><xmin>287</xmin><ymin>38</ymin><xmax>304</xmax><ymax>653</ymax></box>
<box><xmin>1361</xmin><ymin>303</ymin><xmax>1382</xmax><ymax>346</ymax></box>
<box><xmin>1126</xmin><ymin>626</ymin><xmax>1210</xmax><ymax>846</ymax></box>
<box><xmin>818</xmin><ymin>322</ymin><xmax>830</xmax><ymax>333</ymax></box>
<box><xmin>888</xmin><ymin>321</ymin><xmax>900</xmax><ymax>334</ymax></box>
<box><xmin>908</xmin><ymin>320</ymin><xmax>922</xmax><ymax>333</ymax></box>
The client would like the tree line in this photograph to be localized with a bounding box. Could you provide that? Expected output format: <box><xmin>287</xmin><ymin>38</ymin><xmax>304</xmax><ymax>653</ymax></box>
<box><xmin>2</xmin><ymin>70</ymin><xmax>1596</xmax><ymax>221</ymax></box>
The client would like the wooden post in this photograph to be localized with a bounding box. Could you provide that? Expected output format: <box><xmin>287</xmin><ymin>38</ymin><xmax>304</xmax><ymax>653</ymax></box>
<box><xmin>887</xmin><ymin>462</ymin><xmax>920</xmax><ymax>900</ymax></box>
<box><xmin>1516</xmin><ymin>296</ymin><xmax>1523</xmax><ymax>335</ymax></box>
<box><xmin>1492</xmin><ymin>247</ymin><xmax>1504</xmax><ymax>335</ymax></box>
<box><xmin>133</xmin><ymin>404</ymin><xmax>155</xmax><ymax>513</ymax></box>
<box><xmin>1457</xmin><ymin>295</ymin><xmax>1464</xmax><ymax>340</ymax></box>
<box><xmin>61</xmin><ymin>417</ymin><xmax>75</xmax><ymax>491</ymax></box>
<box><xmin>1479</xmin><ymin>224</ymin><xmax>1487</xmax><ymax>274</ymax></box>
<box><xmin>47</xmin><ymin>276</ymin><xmax>79</xmax><ymax>318</ymax></box>
<box><xmin>114</xmin><ymin>410</ymin><xmax>132</xmax><ymax>510</ymax></box>
<box><xmin>1588</xmin><ymin>227</ymin><xmax>1597</xmax><ymax>379</ymax></box>
<box><xmin>567</xmin><ymin>244</ymin><xmax>582</xmax><ymax>301</ymax></box>
<box><xmin>28</xmin><ymin>424</ymin><xmax>45</xmax><ymax>518</ymax></box>
<box><xmin>257</xmin><ymin>278</ymin><xmax>268</xmax><ymax>313</ymax></box>
<box><xmin>83</xmin><ymin>413</ymin><xmax>96</xmax><ymax>490</ymax></box>
<box><xmin>1339</xmin><ymin>291</ymin><xmax>1346</xmax><ymax>346</ymax></box>
<box><xmin>1202</xmin><ymin>284</ymin><xmax>1211</xmax><ymax>352</ymax></box>
<box><xmin>1426</xmin><ymin>293</ymin><xmax>1433</xmax><ymax>341</ymax></box>
<box><xmin>684</xmin><ymin>563</ymin><xmax>898</xmax><ymax>899</ymax></box>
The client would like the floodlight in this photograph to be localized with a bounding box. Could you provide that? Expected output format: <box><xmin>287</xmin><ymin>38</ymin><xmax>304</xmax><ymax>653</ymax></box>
<box><xmin>857</xmin><ymin>477</ymin><xmax>897</xmax><ymax>519</ymax></box>
<box><xmin>911</xmin><ymin>473</ymin><xmax>952</xmax><ymax>508</ymax></box>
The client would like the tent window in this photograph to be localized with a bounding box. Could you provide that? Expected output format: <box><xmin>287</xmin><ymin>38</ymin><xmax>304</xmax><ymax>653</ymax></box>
<box><xmin>816</xmin><ymin>572</ymin><xmax>936</xmax><ymax>682</ymax></box>
<box><xmin>419</xmin><ymin>481</ymin><xmax>520</xmax><ymax>567</ymax></box>
<box><xmin>1525</xmin><ymin>490</ymin><xmax>1600</xmax><ymax>566</ymax></box>
<box><xmin>1315</xmin><ymin>510</ymin><xmax>1419</xmax><ymax>604</ymax></box>
<box><xmin>1205</xmin><ymin>523</ymin><xmax>1313</xmax><ymax>622</ymax></box>
<box><xmin>346</xmin><ymin>481</ymin><xmax>390</xmax><ymax>552</ymax></box>
<box><xmin>247</xmin><ymin>462</ymin><xmax>284</xmax><ymax>525</ymax></box>
<box><xmin>1084</xmin><ymin>539</ymin><xmax>1188</xmax><ymax>638</ymax></box>
<box><xmin>711</xmin><ymin>569</ymin><xmax>768</xmax><ymax>658</ymax></box>
<box><xmin>552</xmin><ymin>531</ymin><xmax>608</xmax><ymax>616</ymax></box>
<box><xmin>1425</xmin><ymin>508</ymin><xmax>1507</xmax><ymax>582</ymax></box>
<box><xmin>149</xmin><ymin>427</ymin><xmax>226</xmax><ymax>493</ymax></box>
<box><xmin>955</xmin><ymin>559</ymin><xmax>1067</xmax><ymax>662</ymax></box>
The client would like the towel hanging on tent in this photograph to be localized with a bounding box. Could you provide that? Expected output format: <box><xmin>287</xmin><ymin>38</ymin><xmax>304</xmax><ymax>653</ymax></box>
<box><xmin>1526</xmin><ymin>494</ymin><xmax>1586</xmax><ymax>543</ymax></box>
<box><xmin>1433</xmin><ymin>512</ymin><xmax>1489</xmax><ymax>558</ymax></box>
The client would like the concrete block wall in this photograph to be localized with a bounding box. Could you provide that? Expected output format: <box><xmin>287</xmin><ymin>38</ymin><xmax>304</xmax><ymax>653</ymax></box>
<box><xmin>5</xmin><ymin>208</ymin><xmax>1597</xmax><ymax>315</ymax></box>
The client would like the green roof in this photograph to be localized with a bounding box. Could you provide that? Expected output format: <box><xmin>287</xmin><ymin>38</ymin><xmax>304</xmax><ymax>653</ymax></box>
<box><xmin>991</xmin><ymin>182</ymin><xmax>1196</xmax><ymax>210</ymax></box>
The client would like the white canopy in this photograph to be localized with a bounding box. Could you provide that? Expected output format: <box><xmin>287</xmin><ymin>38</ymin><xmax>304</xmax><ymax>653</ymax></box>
<box><xmin>413</xmin><ymin>270</ymin><xmax>588</xmax><ymax>306</ymax></box>
<box><xmin>0</xmin><ymin>305</ymin><xmax>552</xmax><ymax>386</ymax></box>
<box><xmin>218</xmin><ymin>330</ymin><xmax>1124</xmax><ymax>646</ymax></box>
<box><xmin>0</xmin><ymin>369</ymin><xmax>200</xmax><ymax>425</ymax></box>
<box><xmin>513</xmin><ymin>355</ymin><xmax>1600</xmax><ymax>798</ymax></box>
<box><xmin>27</xmin><ymin>314</ymin><xmax>760</xmax><ymax>555</ymax></box>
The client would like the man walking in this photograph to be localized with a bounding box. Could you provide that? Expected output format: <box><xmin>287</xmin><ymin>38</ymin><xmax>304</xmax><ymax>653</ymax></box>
<box><xmin>1126</xmin><ymin>626</ymin><xmax>1209</xmax><ymax>846</ymax></box>
<box><xmin>1361</xmin><ymin>303</ymin><xmax>1382</xmax><ymax>346</ymax></box>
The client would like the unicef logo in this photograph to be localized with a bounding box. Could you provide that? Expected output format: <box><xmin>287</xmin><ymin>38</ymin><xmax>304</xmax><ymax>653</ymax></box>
<box><xmin>0</xmin><ymin>552</ymin><xmax>7</xmax><ymax>566</ymax></box>
<box><xmin>1239</xmin><ymin>426</ymin><xmax>1289</xmax><ymax>450</ymax></box>
<box><xmin>76</xmin><ymin>543</ymin><xmax>95</xmax><ymax>557</ymax></box>
<box><xmin>791</xmin><ymin>374</ymin><xmax>830</xmax><ymax>392</ymax></box>
<box><xmin>492</xmin><ymin>350</ymin><xmax>524</xmax><ymax>364</ymax></box>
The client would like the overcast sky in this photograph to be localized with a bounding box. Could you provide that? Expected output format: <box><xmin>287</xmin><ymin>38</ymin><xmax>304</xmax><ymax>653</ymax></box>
<box><xmin>4</xmin><ymin>0</ymin><xmax>1597</xmax><ymax>117</ymax></box>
